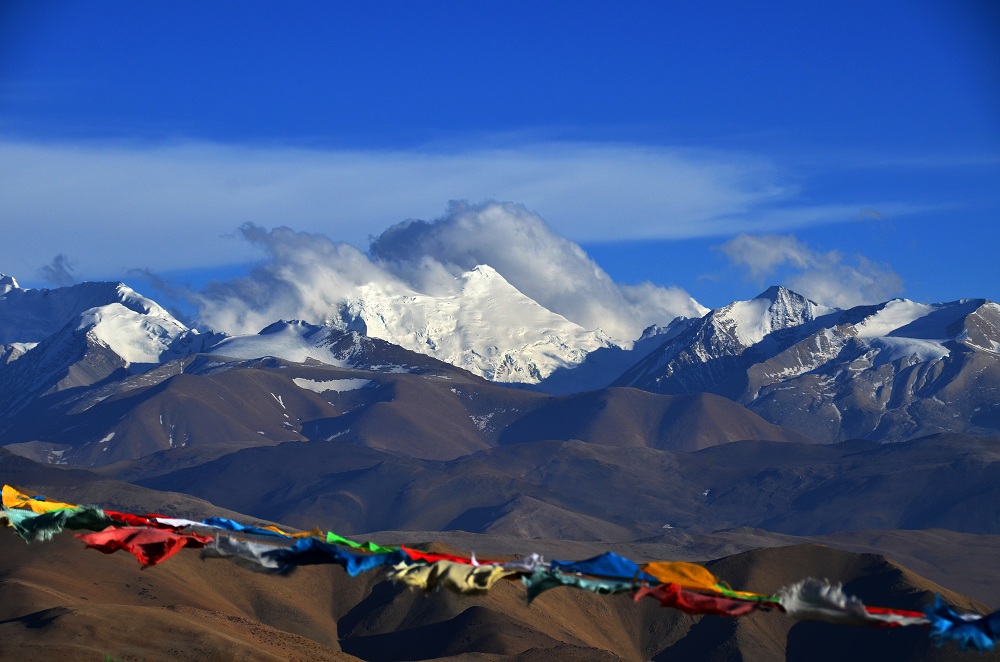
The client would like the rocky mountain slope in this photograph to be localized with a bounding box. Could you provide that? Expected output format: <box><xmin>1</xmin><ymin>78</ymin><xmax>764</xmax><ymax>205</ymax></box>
<box><xmin>0</xmin><ymin>336</ymin><xmax>808</xmax><ymax>468</ymax></box>
<box><xmin>616</xmin><ymin>286</ymin><xmax>1000</xmax><ymax>442</ymax></box>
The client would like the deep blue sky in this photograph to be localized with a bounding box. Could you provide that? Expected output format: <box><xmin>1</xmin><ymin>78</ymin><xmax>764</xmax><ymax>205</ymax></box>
<box><xmin>1</xmin><ymin>0</ymin><xmax>998</xmax><ymax>311</ymax></box>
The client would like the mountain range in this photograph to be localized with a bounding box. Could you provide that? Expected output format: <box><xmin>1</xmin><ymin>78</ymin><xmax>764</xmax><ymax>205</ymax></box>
<box><xmin>2</xmin><ymin>268</ymin><xmax>1000</xmax><ymax>660</ymax></box>
<box><xmin>1</xmin><ymin>269</ymin><xmax>998</xmax><ymax>466</ymax></box>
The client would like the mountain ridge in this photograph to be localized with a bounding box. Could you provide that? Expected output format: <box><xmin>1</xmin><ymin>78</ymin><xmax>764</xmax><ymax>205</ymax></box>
<box><xmin>3</xmin><ymin>273</ymin><xmax>999</xmax><ymax>453</ymax></box>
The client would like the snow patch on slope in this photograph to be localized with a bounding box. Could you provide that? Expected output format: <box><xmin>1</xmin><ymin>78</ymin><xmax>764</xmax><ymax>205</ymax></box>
<box><xmin>293</xmin><ymin>377</ymin><xmax>370</xmax><ymax>393</ymax></box>
<box><xmin>80</xmin><ymin>302</ymin><xmax>189</xmax><ymax>365</ymax></box>
<box><xmin>208</xmin><ymin>322</ymin><xmax>351</xmax><ymax>366</ymax></box>
<box><xmin>869</xmin><ymin>337</ymin><xmax>949</xmax><ymax>365</ymax></box>
<box><xmin>0</xmin><ymin>274</ymin><xmax>18</xmax><ymax>296</ymax></box>
<box><xmin>855</xmin><ymin>300</ymin><xmax>935</xmax><ymax>338</ymax></box>
<box><xmin>724</xmin><ymin>298</ymin><xmax>776</xmax><ymax>346</ymax></box>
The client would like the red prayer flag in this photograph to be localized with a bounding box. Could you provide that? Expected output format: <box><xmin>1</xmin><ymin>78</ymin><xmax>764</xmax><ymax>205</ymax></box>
<box><xmin>401</xmin><ymin>544</ymin><xmax>502</xmax><ymax>566</ymax></box>
<box><xmin>864</xmin><ymin>605</ymin><xmax>930</xmax><ymax>628</ymax></box>
<box><xmin>104</xmin><ymin>510</ymin><xmax>180</xmax><ymax>530</ymax></box>
<box><xmin>633</xmin><ymin>583</ymin><xmax>762</xmax><ymax>616</ymax></box>
<box><xmin>76</xmin><ymin>526</ymin><xmax>213</xmax><ymax>567</ymax></box>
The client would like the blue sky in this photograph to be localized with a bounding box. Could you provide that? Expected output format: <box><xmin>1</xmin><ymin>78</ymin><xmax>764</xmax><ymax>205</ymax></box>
<box><xmin>1</xmin><ymin>0</ymin><xmax>998</xmax><ymax>320</ymax></box>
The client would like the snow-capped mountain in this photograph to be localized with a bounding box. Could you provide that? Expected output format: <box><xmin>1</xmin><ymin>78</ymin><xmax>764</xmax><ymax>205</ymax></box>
<box><xmin>328</xmin><ymin>265</ymin><xmax>617</xmax><ymax>383</ymax></box>
<box><xmin>615</xmin><ymin>286</ymin><xmax>834</xmax><ymax>394</ymax></box>
<box><xmin>0</xmin><ymin>276</ymin><xmax>210</xmax><ymax>420</ymax></box>
<box><xmin>1</xmin><ymin>275</ymin><xmax>178</xmax><ymax>345</ymax></box>
<box><xmin>616</xmin><ymin>286</ymin><xmax>1000</xmax><ymax>443</ymax></box>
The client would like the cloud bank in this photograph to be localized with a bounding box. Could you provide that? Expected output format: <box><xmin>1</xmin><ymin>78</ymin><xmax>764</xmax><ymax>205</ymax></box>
<box><xmin>195</xmin><ymin>202</ymin><xmax>707</xmax><ymax>341</ymax></box>
<box><xmin>0</xmin><ymin>138</ymin><xmax>921</xmax><ymax>282</ymax></box>
<box><xmin>718</xmin><ymin>233</ymin><xmax>904</xmax><ymax>307</ymax></box>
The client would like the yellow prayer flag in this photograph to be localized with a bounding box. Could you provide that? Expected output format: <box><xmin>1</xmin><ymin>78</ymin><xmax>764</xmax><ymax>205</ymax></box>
<box><xmin>641</xmin><ymin>560</ymin><xmax>719</xmax><ymax>591</ymax></box>
<box><xmin>2</xmin><ymin>485</ymin><xmax>77</xmax><ymax>514</ymax></box>
<box><xmin>259</xmin><ymin>524</ymin><xmax>324</xmax><ymax>539</ymax></box>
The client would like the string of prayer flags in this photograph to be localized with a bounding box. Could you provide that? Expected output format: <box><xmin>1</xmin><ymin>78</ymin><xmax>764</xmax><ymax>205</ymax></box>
<box><xmin>864</xmin><ymin>606</ymin><xmax>933</xmax><ymax>628</ymax></box>
<box><xmin>150</xmin><ymin>516</ymin><xmax>205</xmax><ymax>529</ymax></box>
<box><xmin>200</xmin><ymin>536</ymin><xmax>407</xmax><ymax>576</ymax></box>
<box><xmin>500</xmin><ymin>553</ymin><xmax>547</xmax><ymax>574</ymax></box>
<box><xmin>75</xmin><ymin>525</ymin><xmax>214</xmax><ymax>567</ymax></box>
<box><xmin>640</xmin><ymin>560</ymin><xmax>721</xmax><ymax>591</ymax></box>
<box><xmin>201</xmin><ymin>516</ymin><xmax>389</xmax><ymax>551</ymax></box>
<box><xmin>105</xmin><ymin>510</ymin><xmax>181</xmax><ymax>530</ymax></box>
<box><xmin>5</xmin><ymin>485</ymin><xmax>1000</xmax><ymax>653</ymax></box>
<box><xmin>201</xmin><ymin>535</ymin><xmax>286</xmax><ymax>572</ymax></box>
<box><xmin>201</xmin><ymin>516</ymin><xmax>322</xmax><ymax>539</ymax></box>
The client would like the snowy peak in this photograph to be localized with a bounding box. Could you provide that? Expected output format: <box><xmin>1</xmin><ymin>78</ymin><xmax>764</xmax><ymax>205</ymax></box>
<box><xmin>637</xmin><ymin>317</ymin><xmax>698</xmax><ymax>343</ymax></box>
<box><xmin>0</xmin><ymin>274</ymin><xmax>18</xmax><ymax>296</ymax></box>
<box><xmin>107</xmin><ymin>282</ymin><xmax>177</xmax><ymax>319</ymax></box>
<box><xmin>464</xmin><ymin>263</ymin><xmax>502</xmax><ymax>283</ymax></box>
<box><xmin>961</xmin><ymin>301</ymin><xmax>1000</xmax><ymax>352</ymax></box>
<box><xmin>694</xmin><ymin>286</ymin><xmax>834</xmax><ymax>355</ymax></box>
<box><xmin>755</xmin><ymin>285</ymin><xmax>832</xmax><ymax>320</ymax></box>
<box><xmin>0</xmin><ymin>277</ymin><xmax>191</xmax><ymax>367</ymax></box>
<box><xmin>705</xmin><ymin>286</ymin><xmax>831</xmax><ymax>349</ymax></box>
<box><xmin>333</xmin><ymin>265</ymin><xmax>614</xmax><ymax>383</ymax></box>
<box><xmin>0</xmin><ymin>278</ymin><xmax>198</xmax><ymax>419</ymax></box>
<box><xmin>0</xmin><ymin>277</ymin><xmax>185</xmax><ymax>346</ymax></box>
<box><xmin>78</xmin><ymin>301</ymin><xmax>189</xmax><ymax>366</ymax></box>
<box><xmin>846</xmin><ymin>298</ymin><xmax>995</xmax><ymax>350</ymax></box>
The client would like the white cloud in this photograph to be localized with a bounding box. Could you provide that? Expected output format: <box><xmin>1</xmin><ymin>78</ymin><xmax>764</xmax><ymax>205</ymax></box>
<box><xmin>37</xmin><ymin>253</ymin><xmax>76</xmax><ymax>286</ymax></box>
<box><xmin>194</xmin><ymin>204</ymin><xmax>708</xmax><ymax>340</ymax></box>
<box><xmin>717</xmin><ymin>233</ymin><xmax>904</xmax><ymax>307</ymax></box>
<box><xmin>194</xmin><ymin>224</ymin><xmax>398</xmax><ymax>336</ymax></box>
<box><xmin>0</xmin><ymin>138</ymin><xmax>921</xmax><ymax>282</ymax></box>
<box><xmin>370</xmin><ymin>201</ymin><xmax>708</xmax><ymax>338</ymax></box>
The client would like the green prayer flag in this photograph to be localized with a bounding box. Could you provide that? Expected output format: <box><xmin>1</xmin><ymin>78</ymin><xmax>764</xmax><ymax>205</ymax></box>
<box><xmin>325</xmin><ymin>531</ymin><xmax>397</xmax><ymax>554</ymax></box>
<box><xmin>4</xmin><ymin>505</ymin><xmax>112</xmax><ymax>542</ymax></box>
<box><xmin>522</xmin><ymin>569</ymin><xmax>634</xmax><ymax>604</ymax></box>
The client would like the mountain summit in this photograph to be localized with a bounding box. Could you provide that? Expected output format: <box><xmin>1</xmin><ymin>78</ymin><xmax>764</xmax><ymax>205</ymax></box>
<box><xmin>329</xmin><ymin>264</ymin><xmax>616</xmax><ymax>383</ymax></box>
